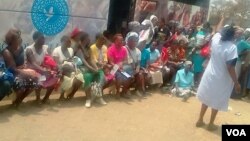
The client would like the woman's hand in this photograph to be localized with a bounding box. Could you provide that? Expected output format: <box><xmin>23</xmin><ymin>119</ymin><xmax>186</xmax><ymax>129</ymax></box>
<box><xmin>135</xmin><ymin>66</ymin><xmax>140</xmax><ymax>74</ymax></box>
<box><xmin>90</xmin><ymin>68</ymin><xmax>98</xmax><ymax>73</ymax></box>
<box><xmin>42</xmin><ymin>70</ymin><xmax>52</xmax><ymax>77</ymax></box>
<box><xmin>150</xmin><ymin>63</ymin><xmax>159</xmax><ymax>68</ymax></box>
<box><xmin>88</xmin><ymin>65</ymin><xmax>99</xmax><ymax>73</ymax></box>
<box><xmin>180</xmin><ymin>58</ymin><xmax>187</xmax><ymax>62</ymax></box>
<box><xmin>18</xmin><ymin>69</ymin><xmax>39</xmax><ymax>81</ymax></box>
<box><xmin>97</xmin><ymin>61</ymin><xmax>105</xmax><ymax>68</ymax></box>
<box><xmin>118</xmin><ymin>62</ymin><xmax>123</xmax><ymax>71</ymax></box>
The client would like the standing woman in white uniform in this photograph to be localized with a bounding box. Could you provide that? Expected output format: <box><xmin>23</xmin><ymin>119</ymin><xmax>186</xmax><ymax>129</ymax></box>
<box><xmin>196</xmin><ymin>25</ymin><xmax>241</xmax><ymax>131</ymax></box>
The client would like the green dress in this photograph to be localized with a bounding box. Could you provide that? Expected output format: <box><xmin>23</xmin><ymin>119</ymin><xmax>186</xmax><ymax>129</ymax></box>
<box><xmin>192</xmin><ymin>51</ymin><xmax>206</xmax><ymax>73</ymax></box>
<box><xmin>75</xmin><ymin>48</ymin><xmax>105</xmax><ymax>89</ymax></box>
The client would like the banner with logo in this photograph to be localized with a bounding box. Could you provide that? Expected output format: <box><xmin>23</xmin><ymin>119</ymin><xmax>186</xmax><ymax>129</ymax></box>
<box><xmin>0</xmin><ymin>0</ymin><xmax>110</xmax><ymax>49</ymax></box>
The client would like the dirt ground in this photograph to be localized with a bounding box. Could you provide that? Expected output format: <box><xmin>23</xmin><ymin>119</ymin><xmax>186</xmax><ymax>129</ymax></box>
<box><xmin>0</xmin><ymin>90</ymin><xmax>250</xmax><ymax>141</ymax></box>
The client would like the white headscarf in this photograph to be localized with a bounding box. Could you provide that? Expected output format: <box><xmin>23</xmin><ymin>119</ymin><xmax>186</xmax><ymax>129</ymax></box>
<box><xmin>125</xmin><ymin>32</ymin><xmax>139</xmax><ymax>45</ymax></box>
<box><xmin>138</xmin><ymin>15</ymin><xmax>158</xmax><ymax>50</ymax></box>
<box><xmin>244</xmin><ymin>28</ymin><xmax>250</xmax><ymax>35</ymax></box>
<box><xmin>139</xmin><ymin>19</ymin><xmax>154</xmax><ymax>45</ymax></box>
<box><xmin>141</xmin><ymin>19</ymin><xmax>153</xmax><ymax>29</ymax></box>
<box><xmin>150</xmin><ymin>15</ymin><xmax>158</xmax><ymax>24</ymax></box>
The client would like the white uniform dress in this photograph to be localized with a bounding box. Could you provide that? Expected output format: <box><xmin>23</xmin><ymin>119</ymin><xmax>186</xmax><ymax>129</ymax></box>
<box><xmin>197</xmin><ymin>33</ymin><xmax>238</xmax><ymax>111</ymax></box>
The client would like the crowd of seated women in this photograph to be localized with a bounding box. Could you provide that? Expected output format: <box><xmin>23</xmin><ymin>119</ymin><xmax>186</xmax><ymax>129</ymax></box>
<box><xmin>2</xmin><ymin>15</ymin><xmax>239</xmax><ymax>109</ymax></box>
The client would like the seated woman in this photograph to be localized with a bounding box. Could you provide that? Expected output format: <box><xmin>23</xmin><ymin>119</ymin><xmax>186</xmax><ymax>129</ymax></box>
<box><xmin>108</xmin><ymin>34</ymin><xmax>132</xmax><ymax>98</ymax></box>
<box><xmin>74</xmin><ymin>32</ymin><xmax>106</xmax><ymax>108</ymax></box>
<box><xmin>178</xmin><ymin>39</ymin><xmax>187</xmax><ymax>61</ymax></box>
<box><xmin>161</xmin><ymin>40</ymin><xmax>184</xmax><ymax>85</ymax></box>
<box><xmin>90</xmin><ymin>32</ymin><xmax>114</xmax><ymax>88</ymax></box>
<box><xmin>2</xmin><ymin>29</ymin><xmax>38</xmax><ymax>107</ymax></box>
<box><xmin>171</xmin><ymin>61</ymin><xmax>194</xmax><ymax>102</ymax></box>
<box><xmin>25</xmin><ymin>31</ymin><xmax>59</xmax><ymax>104</ymax></box>
<box><xmin>124</xmin><ymin>32</ymin><xmax>146</xmax><ymax>95</ymax></box>
<box><xmin>90</xmin><ymin>33</ymin><xmax>115</xmax><ymax>90</ymax></box>
<box><xmin>52</xmin><ymin>35</ymin><xmax>84</xmax><ymax>100</ymax></box>
<box><xmin>140</xmin><ymin>42</ymin><xmax>151</xmax><ymax>89</ymax></box>
<box><xmin>0</xmin><ymin>55</ymin><xmax>13</xmax><ymax>101</ymax></box>
<box><xmin>147</xmin><ymin>40</ymin><xmax>163</xmax><ymax>85</ymax></box>
<box><xmin>90</xmin><ymin>33</ymin><xmax>108</xmax><ymax>69</ymax></box>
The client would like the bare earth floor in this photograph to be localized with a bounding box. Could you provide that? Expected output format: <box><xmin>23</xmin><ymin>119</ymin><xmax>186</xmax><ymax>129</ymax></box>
<box><xmin>0</xmin><ymin>90</ymin><xmax>250</xmax><ymax>141</ymax></box>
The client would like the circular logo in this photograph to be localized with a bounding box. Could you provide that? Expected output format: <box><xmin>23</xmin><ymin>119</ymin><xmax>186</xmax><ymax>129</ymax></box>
<box><xmin>31</xmin><ymin>0</ymin><xmax>69</xmax><ymax>36</ymax></box>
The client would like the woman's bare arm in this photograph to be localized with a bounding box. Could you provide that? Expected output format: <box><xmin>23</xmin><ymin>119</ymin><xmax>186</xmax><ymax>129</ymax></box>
<box><xmin>3</xmin><ymin>49</ymin><xmax>37</xmax><ymax>78</ymax></box>
<box><xmin>227</xmin><ymin>62</ymin><xmax>241</xmax><ymax>93</ymax></box>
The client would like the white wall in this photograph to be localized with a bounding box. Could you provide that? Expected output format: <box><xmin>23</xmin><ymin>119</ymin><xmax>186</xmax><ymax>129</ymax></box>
<box><xmin>0</xmin><ymin>0</ymin><xmax>110</xmax><ymax>49</ymax></box>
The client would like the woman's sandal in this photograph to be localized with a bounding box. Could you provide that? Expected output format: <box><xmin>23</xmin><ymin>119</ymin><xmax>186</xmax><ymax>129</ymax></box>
<box><xmin>196</xmin><ymin>121</ymin><xmax>205</xmax><ymax>128</ymax></box>
<box><xmin>207</xmin><ymin>124</ymin><xmax>219</xmax><ymax>131</ymax></box>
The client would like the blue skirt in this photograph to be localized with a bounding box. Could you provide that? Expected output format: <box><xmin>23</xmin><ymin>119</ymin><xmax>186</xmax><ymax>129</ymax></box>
<box><xmin>0</xmin><ymin>80</ymin><xmax>12</xmax><ymax>101</ymax></box>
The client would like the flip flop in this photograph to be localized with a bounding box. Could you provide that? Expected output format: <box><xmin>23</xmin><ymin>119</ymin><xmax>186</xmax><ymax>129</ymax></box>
<box><xmin>196</xmin><ymin>121</ymin><xmax>205</xmax><ymax>128</ymax></box>
<box><xmin>207</xmin><ymin>124</ymin><xmax>219</xmax><ymax>131</ymax></box>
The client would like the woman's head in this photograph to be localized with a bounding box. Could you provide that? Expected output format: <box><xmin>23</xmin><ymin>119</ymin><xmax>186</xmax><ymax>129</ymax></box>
<box><xmin>113</xmin><ymin>34</ymin><xmax>124</xmax><ymax>48</ymax></box>
<box><xmin>103</xmin><ymin>30</ymin><xmax>112</xmax><ymax>41</ymax></box>
<box><xmin>184</xmin><ymin>61</ymin><xmax>192</xmax><ymax>71</ymax></box>
<box><xmin>169</xmin><ymin>40</ymin><xmax>179</xmax><ymax>49</ymax></box>
<box><xmin>141</xmin><ymin>19</ymin><xmax>152</xmax><ymax>30</ymax></box>
<box><xmin>33</xmin><ymin>31</ymin><xmax>45</xmax><ymax>46</ymax></box>
<box><xmin>150</xmin><ymin>15</ymin><xmax>158</xmax><ymax>27</ymax></box>
<box><xmin>234</xmin><ymin>26</ymin><xmax>244</xmax><ymax>40</ymax></box>
<box><xmin>221</xmin><ymin>25</ymin><xmax>236</xmax><ymax>42</ymax></box>
<box><xmin>176</xmin><ymin>26</ymin><xmax>184</xmax><ymax>35</ymax></box>
<box><xmin>5</xmin><ymin>28</ymin><xmax>22</xmax><ymax>49</ymax></box>
<box><xmin>71</xmin><ymin>27</ymin><xmax>82</xmax><ymax>41</ymax></box>
<box><xmin>150</xmin><ymin>40</ymin><xmax>159</xmax><ymax>51</ymax></box>
<box><xmin>126</xmin><ymin>32</ymin><xmax>139</xmax><ymax>49</ymax></box>
<box><xmin>244</xmin><ymin>28</ymin><xmax>250</xmax><ymax>40</ymax></box>
<box><xmin>202</xmin><ymin>22</ymin><xmax>212</xmax><ymax>33</ymax></box>
<box><xmin>187</xmin><ymin>26</ymin><xmax>196</xmax><ymax>36</ymax></box>
<box><xmin>178</xmin><ymin>39</ymin><xmax>186</xmax><ymax>47</ymax></box>
<box><xmin>96</xmin><ymin>33</ymin><xmax>106</xmax><ymax>47</ymax></box>
<box><xmin>79</xmin><ymin>32</ymin><xmax>90</xmax><ymax>48</ymax></box>
<box><xmin>159</xmin><ymin>18</ymin><xmax>165</xmax><ymax>28</ymax></box>
<box><xmin>61</xmin><ymin>35</ymin><xmax>71</xmax><ymax>48</ymax></box>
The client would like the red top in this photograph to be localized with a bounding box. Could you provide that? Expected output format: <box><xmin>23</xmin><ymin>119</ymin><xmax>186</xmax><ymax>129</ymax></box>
<box><xmin>161</xmin><ymin>47</ymin><xmax>169</xmax><ymax>63</ymax></box>
<box><xmin>200</xmin><ymin>43</ymin><xmax>210</xmax><ymax>57</ymax></box>
<box><xmin>162</xmin><ymin>45</ymin><xmax>186</xmax><ymax>63</ymax></box>
<box><xmin>179</xmin><ymin>47</ymin><xmax>186</xmax><ymax>60</ymax></box>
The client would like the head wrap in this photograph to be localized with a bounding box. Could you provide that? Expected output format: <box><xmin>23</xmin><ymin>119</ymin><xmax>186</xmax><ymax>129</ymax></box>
<box><xmin>71</xmin><ymin>27</ymin><xmax>81</xmax><ymax>38</ymax></box>
<box><xmin>184</xmin><ymin>61</ymin><xmax>192</xmax><ymax>66</ymax></box>
<box><xmin>150</xmin><ymin>15</ymin><xmax>158</xmax><ymax>22</ymax></box>
<box><xmin>141</xmin><ymin>19</ymin><xmax>152</xmax><ymax>28</ymax></box>
<box><xmin>125</xmin><ymin>32</ymin><xmax>139</xmax><ymax>45</ymax></box>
